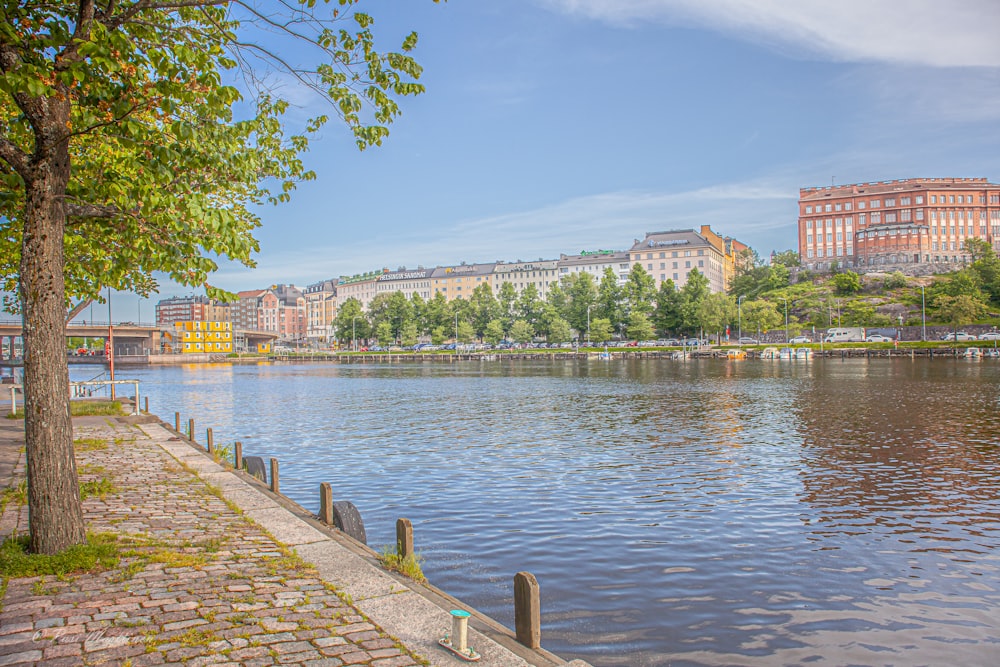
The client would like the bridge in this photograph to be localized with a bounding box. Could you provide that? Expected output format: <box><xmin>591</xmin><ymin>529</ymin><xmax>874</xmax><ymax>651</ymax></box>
<box><xmin>0</xmin><ymin>320</ymin><xmax>278</xmax><ymax>363</ymax></box>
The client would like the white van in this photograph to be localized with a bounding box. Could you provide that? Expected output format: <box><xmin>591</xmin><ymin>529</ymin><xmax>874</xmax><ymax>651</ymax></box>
<box><xmin>824</xmin><ymin>327</ymin><xmax>866</xmax><ymax>343</ymax></box>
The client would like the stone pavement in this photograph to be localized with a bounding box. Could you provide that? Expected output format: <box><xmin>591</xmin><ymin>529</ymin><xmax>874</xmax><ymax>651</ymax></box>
<box><xmin>0</xmin><ymin>414</ymin><xmax>583</xmax><ymax>667</ymax></box>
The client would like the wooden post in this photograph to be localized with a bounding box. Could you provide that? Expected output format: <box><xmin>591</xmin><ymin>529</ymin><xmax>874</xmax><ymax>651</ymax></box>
<box><xmin>174</xmin><ymin>412</ymin><xmax>180</xmax><ymax>432</ymax></box>
<box><xmin>234</xmin><ymin>441</ymin><xmax>243</xmax><ymax>470</ymax></box>
<box><xmin>514</xmin><ymin>571</ymin><xmax>541</xmax><ymax>649</ymax></box>
<box><xmin>188</xmin><ymin>418</ymin><xmax>195</xmax><ymax>443</ymax></box>
<box><xmin>144</xmin><ymin>396</ymin><xmax>149</xmax><ymax>413</ymax></box>
<box><xmin>396</xmin><ymin>518</ymin><xmax>413</xmax><ymax>559</ymax></box>
<box><xmin>269</xmin><ymin>458</ymin><xmax>279</xmax><ymax>494</ymax></box>
<box><xmin>206</xmin><ymin>428</ymin><xmax>214</xmax><ymax>454</ymax></box>
<box><xmin>319</xmin><ymin>483</ymin><xmax>333</xmax><ymax>525</ymax></box>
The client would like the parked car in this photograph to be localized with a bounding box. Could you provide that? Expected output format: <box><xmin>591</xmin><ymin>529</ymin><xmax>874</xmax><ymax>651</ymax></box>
<box><xmin>978</xmin><ymin>332</ymin><xmax>1000</xmax><ymax>340</ymax></box>
<box><xmin>941</xmin><ymin>332</ymin><xmax>976</xmax><ymax>341</ymax></box>
<box><xmin>866</xmin><ymin>334</ymin><xmax>894</xmax><ymax>343</ymax></box>
<box><xmin>737</xmin><ymin>337</ymin><xmax>759</xmax><ymax>345</ymax></box>
<box><xmin>788</xmin><ymin>335</ymin><xmax>811</xmax><ymax>344</ymax></box>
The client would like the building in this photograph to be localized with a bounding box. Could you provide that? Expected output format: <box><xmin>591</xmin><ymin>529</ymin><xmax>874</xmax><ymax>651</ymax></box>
<box><xmin>155</xmin><ymin>295</ymin><xmax>228</xmax><ymax>327</ymax></box>
<box><xmin>798</xmin><ymin>178</ymin><xmax>1000</xmax><ymax>271</ymax></box>
<box><xmin>430</xmin><ymin>263</ymin><xmax>497</xmax><ymax>301</ymax></box>
<box><xmin>627</xmin><ymin>226</ymin><xmax>732</xmax><ymax>293</ymax></box>
<box><xmin>260</xmin><ymin>284</ymin><xmax>305</xmax><ymax>340</ymax></box>
<box><xmin>557</xmin><ymin>250</ymin><xmax>631</xmax><ymax>286</ymax></box>
<box><xmin>233</xmin><ymin>290</ymin><xmax>266</xmax><ymax>331</ymax></box>
<box><xmin>171</xmin><ymin>321</ymin><xmax>232</xmax><ymax>354</ymax></box>
<box><xmin>375</xmin><ymin>268</ymin><xmax>434</xmax><ymax>301</ymax></box>
<box><xmin>492</xmin><ymin>259</ymin><xmax>559</xmax><ymax>298</ymax></box>
<box><xmin>304</xmin><ymin>279</ymin><xmax>338</xmax><ymax>344</ymax></box>
<box><xmin>337</xmin><ymin>271</ymin><xmax>382</xmax><ymax>311</ymax></box>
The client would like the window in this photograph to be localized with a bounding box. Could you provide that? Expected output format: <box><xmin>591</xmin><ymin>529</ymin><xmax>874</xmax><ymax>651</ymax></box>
<box><xmin>835</xmin><ymin>203</ymin><xmax>842</xmax><ymax>211</ymax></box>
<box><xmin>825</xmin><ymin>204</ymin><xmax>832</xmax><ymax>212</ymax></box>
<box><xmin>807</xmin><ymin>234</ymin><xmax>813</xmax><ymax>243</ymax></box>
<box><xmin>858</xmin><ymin>200</ymin><xmax>866</xmax><ymax>209</ymax></box>
<box><xmin>845</xmin><ymin>202</ymin><xmax>852</xmax><ymax>211</ymax></box>
<box><xmin>806</xmin><ymin>221</ymin><xmax>813</xmax><ymax>229</ymax></box>
<box><xmin>886</xmin><ymin>212</ymin><xmax>897</xmax><ymax>223</ymax></box>
<box><xmin>871</xmin><ymin>212</ymin><xmax>881</xmax><ymax>223</ymax></box>
<box><xmin>931</xmin><ymin>195</ymin><xmax>937</xmax><ymax>203</ymax></box>
<box><xmin>900</xmin><ymin>196</ymin><xmax>910</xmax><ymax>205</ymax></box>
<box><xmin>885</xmin><ymin>198</ymin><xmax>896</xmax><ymax>207</ymax></box>
<box><xmin>673</xmin><ymin>273</ymin><xmax>679</xmax><ymax>280</ymax></box>
<box><xmin>949</xmin><ymin>195</ymin><xmax>955</xmax><ymax>203</ymax></box>
<box><xmin>698</xmin><ymin>260</ymin><xmax>704</xmax><ymax>267</ymax></box>
<box><xmin>685</xmin><ymin>261</ymin><xmax>691</xmax><ymax>268</ymax></box>
<box><xmin>858</xmin><ymin>213</ymin><xmax>866</xmax><ymax>224</ymax></box>
<box><xmin>871</xmin><ymin>199</ymin><xmax>881</xmax><ymax>208</ymax></box>
<box><xmin>697</xmin><ymin>249</ymin><xmax>704</xmax><ymax>256</ymax></box>
<box><xmin>647</xmin><ymin>263</ymin><xmax>652</xmax><ymax>271</ymax></box>
<box><xmin>660</xmin><ymin>262</ymin><xmax>665</xmax><ymax>269</ymax></box>
<box><xmin>916</xmin><ymin>195</ymin><xmax>924</xmax><ymax>204</ymax></box>
<box><xmin>916</xmin><ymin>210</ymin><xmax>924</xmax><ymax>220</ymax></box>
<box><xmin>806</xmin><ymin>205</ymin><xmax>813</xmax><ymax>213</ymax></box>
<box><xmin>827</xmin><ymin>233</ymin><xmax>833</xmax><ymax>242</ymax></box>
<box><xmin>672</xmin><ymin>262</ymin><xmax>678</xmax><ymax>269</ymax></box>
<box><xmin>836</xmin><ymin>231</ymin><xmax>842</xmax><ymax>241</ymax></box>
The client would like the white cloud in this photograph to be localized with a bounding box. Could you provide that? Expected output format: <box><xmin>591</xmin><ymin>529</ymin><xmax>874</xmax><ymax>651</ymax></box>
<box><xmin>540</xmin><ymin>0</ymin><xmax>1000</xmax><ymax>68</ymax></box>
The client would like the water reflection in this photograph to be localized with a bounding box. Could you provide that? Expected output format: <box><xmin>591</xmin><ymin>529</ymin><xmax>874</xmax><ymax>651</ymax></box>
<box><xmin>83</xmin><ymin>358</ymin><xmax>1000</xmax><ymax>666</ymax></box>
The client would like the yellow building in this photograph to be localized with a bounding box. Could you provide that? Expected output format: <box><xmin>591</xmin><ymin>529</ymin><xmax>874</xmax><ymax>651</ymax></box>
<box><xmin>174</xmin><ymin>321</ymin><xmax>233</xmax><ymax>354</ymax></box>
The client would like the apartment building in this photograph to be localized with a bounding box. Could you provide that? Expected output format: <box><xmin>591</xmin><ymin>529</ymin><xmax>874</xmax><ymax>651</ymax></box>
<box><xmin>799</xmin><ymin>178</ymin><xmax>1000</xmax><ymax>271</ymax></box>
<box><xmin>337</xmin><ymin>271</ymin><xmax>382</xmax><ymax>311</ymax></box>
<box><xmin>431</xmin><ymin>263</ymin><xmax>496</xmax><ymax>300</ymax></box>
<box><xmin>260</xmin><ymin>284</ymin><xmax>306</xmax><ymax>340</ymax></box>
<box><xmin>376</xmin><ymin>268</ymin><xmax>433</xmax><ymax>301</ymax></box>
<box><xmin>172</xmin><ymin>321</ymin><xmax>233</xmax><ymax>354</ymax></box>
<box><xmin>155</xmin><ymin>295</ymin><xmax>229</xmax><ymax>327</ymax></box>
<box><xmin>304</xmin><ymin>279</ymin><xmax>338</xmax><ymax>344</ymax></box>
<box><xmin>492</xmin><ymin>259</ymin><xmax>559</xmax><ymax>298</ymax></box>
<box><xmin>557</xmin><ymin>250</ymin><xmax>631</xmax><ymax>285</ymax></box>
<box><xmin>628</xmin><ymin>226</ymin><xmax>733</xmax><ymax>293</ymax></box>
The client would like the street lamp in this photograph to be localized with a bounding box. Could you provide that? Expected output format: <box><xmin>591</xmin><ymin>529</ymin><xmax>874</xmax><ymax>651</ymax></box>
<box><xmin>737</xmin><ymin>295</ymin><xmax>745</xmax><ymax>343</ymax></box>
<box><xmin>586</xmin><ymin>305</ymin><xmax>592</xmax><ymax>346</ymax></box>
<box><xmin>351</xmin><ymin>316</ymin><xmax>359</xmax><ymax>352</ymax></box>
<box><xmin>781</xmin><ymin>297</ymin><xmax>789</xmax><ymax>343</ymax></box>
<box><xmin>921</xmin><ymin>285</ymin><xmax>926</xmax><ymax>341</ymax></box>
<box><xmin>107</xmin><ymin>287</ymin><xmax>115</xmax><ymax>399</ymax></box>
<box><xmin>454</xmin><ymin>311</ymin><xmax>459</xmax><ymax>354</ymax></box>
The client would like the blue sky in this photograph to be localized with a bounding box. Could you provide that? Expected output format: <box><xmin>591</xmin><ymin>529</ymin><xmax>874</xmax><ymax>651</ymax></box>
<box><xmin>123</xmin><ymin>0</ymin><xmax>1000</xmax><ymax>319</ymax></box>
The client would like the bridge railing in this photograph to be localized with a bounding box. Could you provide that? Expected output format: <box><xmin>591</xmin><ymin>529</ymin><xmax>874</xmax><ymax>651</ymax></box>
<box><xmin>6</xmin><ymin>379</ymin><xmax>140</xmax><ymax>416</ymax></box>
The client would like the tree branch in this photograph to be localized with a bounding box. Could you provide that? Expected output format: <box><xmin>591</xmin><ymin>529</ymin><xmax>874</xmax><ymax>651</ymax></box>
<box><xmin>0</xmin><ymin>136</ymin><xmax>30</xmax><ymax>178</ymax></box>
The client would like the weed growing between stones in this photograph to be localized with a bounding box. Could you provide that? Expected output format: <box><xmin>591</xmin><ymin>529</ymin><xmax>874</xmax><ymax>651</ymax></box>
<box><xmin>0</xmin><ymin>532</ymin><xmax>122</xmax><ymax>579</ymax></box>
<box><xmin>73</xmin><ymin>437</ymin><xmax>108</xmax><ymax>452</ymax></box>
<box><xmin>378</xmin><ymin>545</ymin><xmax>427</xmax><ymax>583</ymax></box>
<box><xmin>0</xmin><ymin>479</ymin><xmax>27</xmax><ymax>515</ymax></box>
<box><xmin>79</xmin><ymin>476</ymin><xmax>117</xmax><ymax>501</ymax></box>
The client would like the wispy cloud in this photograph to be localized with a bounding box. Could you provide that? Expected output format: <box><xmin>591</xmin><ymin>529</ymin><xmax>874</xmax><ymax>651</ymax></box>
<box><xmin>207</xmin><ymin>178</ymin><xmax>798</xmax><ymax>289</ymax></box>
<box><xmin>539</xmin><ymin>0</ymin><xmax>1000</xmax><ymax>68</ymax></box>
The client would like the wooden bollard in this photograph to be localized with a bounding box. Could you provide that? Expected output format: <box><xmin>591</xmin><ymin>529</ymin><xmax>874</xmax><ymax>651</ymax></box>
<box><xmin>396</xmin><ymin>518</ymin><xmax>413</xmax><ymax>559</ymax></box>
<box><xmin>144</xmin><ymin>396</ymin><xmax>149</xmax><ymax>413</ymax></box>
<box><xmin>319</xmin><ymin>483</ymin><xmax>333</xmax><ymax>525</ymax></box>
<box><xmin>206</xmin><ymin>428</ymin><xmax>214</xmax><ymax>454</ymax></box>
<box><xmin>234</xmin><ymin>441</ymin><xmax>242</xmax><ymax>470</ymax></box>
<box><xmin>269</xmin><ymin>458</ymin><xmax>279</xmax><ymax>494</ymax></box>
<box><xmin>188</xmin><ymin>418</ymin><xmax>195</xmax><ymax>443</ymax></box>
<box><xmin>175</xmin><ymin>412</ymin><xmax>180</xmax><ymax>432</ymax></box>
<box><xmin>514</xmin><ymin>571</ymin><xmax>541</xmax><ymax>649</ymax></box>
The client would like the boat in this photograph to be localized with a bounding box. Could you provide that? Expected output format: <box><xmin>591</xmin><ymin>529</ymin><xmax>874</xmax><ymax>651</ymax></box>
<box><xmin>726</xmin><ymin>349</ymin><xmax>746</xmax><ymax>360</ymax></box>
<box><xmin>759</xmin><ymin>347</ymin><xmax>779</xmax><ymax>359</ymax></box>
<box><xmin>963</xmin><ymin>347</ymin><xmax>982</xmax><ymax>359</ymax></box>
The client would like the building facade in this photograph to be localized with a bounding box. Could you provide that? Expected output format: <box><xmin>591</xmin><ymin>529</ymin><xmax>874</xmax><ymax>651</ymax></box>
<box><xmin>233</xmin><ymin>290</ymin><xmax>266</xmax><ymax>331</ymax></box>
<box><xmin>337</xmin><ymin>271</ymin><xmax>382</xmax><ymax>311</ymax></box>
<box><xmin>155</xmin><ymin>295</ymin><xmax>225</xmax><ymax>327</ymax></box>
<box><xmin>431</xmin><ymin>263</ymin><xmax>497</xmax><ymax>301</ymax></box>
<box><xmin>627</xmin><ymin>227</ymin><xmax>731</xmax><ymax>293</ymax></box>
<box><xmin>260</xmin><ymin>284</ymin><xmax>305</xmax><ymax>340</ymax></box>
<box><xmin>304</xmin><ymin>279</ymin><xmax>338</xmax><ymax>344</ymax></box>
<box><xmin>172</xmin><ymin>321</ymin><xmax>232</xmax><ymax>354</ymax></box>
<box><xmin>375</xmin><ymin>268</ymin><xmax>434</xmax><ymax>301</ymax></box>
<box><xmin>557</xmin><ymin>250</ymin><xmax>631</xmax><ymax>286</ymax></box>
<box><xmin>799</xmin><ymin>178</ymin><xmax>1000</xmax><ymax>271</ymax></box>
<box><xmin>492</xmin><ymin>260</ymin><xmax>559</xmax><ymax>298</ymax></box>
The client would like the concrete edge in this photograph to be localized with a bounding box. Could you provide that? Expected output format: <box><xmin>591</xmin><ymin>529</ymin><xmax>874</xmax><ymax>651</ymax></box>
<box><xmin>133</xmin><ymin>416</ymin><xmax>584</xmax><ymax>667</ymax></box>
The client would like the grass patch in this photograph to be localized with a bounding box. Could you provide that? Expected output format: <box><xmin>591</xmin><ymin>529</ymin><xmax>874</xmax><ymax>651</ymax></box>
<box><xmin>79</xmin><ymin>477</ymin><xmax>117</xmax><ymax>501</ymax></box>
<box><xmin>7</xmin><ymin>400</ymin><xmax>124</xmax><ymax>420</ymax></box>
<box><xmin>73</xmin><ymin>437</ymin><xmax>107</xmax><ymax>452</ymax></box>
<box><xmin>0</xmin><ymin>480</ymin><xmax>27</xmax><ymax>516</ymax></box>
<box><xmin>377</xmin><ymin>546</ymin><xmax>426</xmax><ymax>583</ymax></box>
<box><xmin>0</xmin><ymin>532</ymin><xmax>122</xmax><ymax>578</ymax></box>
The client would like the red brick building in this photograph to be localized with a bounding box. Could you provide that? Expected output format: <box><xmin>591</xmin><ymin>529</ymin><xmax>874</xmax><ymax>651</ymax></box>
<box><xmin>799</xmin><ymin>178</ymin><xmax>1000</xmax><ymax>271</ymax></box>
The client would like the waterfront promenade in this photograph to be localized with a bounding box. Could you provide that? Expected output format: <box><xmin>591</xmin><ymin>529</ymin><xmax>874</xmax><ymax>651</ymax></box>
<box><xmin>0</xmin><ymin>413</ymin><xmax>583</xmax><ymax>666</ymax></box>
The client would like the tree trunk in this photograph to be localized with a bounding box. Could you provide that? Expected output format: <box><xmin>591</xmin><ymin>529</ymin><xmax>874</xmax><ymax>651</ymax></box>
<box><xmin>20</xmin><ymin>108</ymin><xmax>86</xmax><ymax>554</ymax></box>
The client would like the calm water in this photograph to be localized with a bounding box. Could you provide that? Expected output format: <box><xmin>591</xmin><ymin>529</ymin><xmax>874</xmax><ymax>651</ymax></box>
<box><xmin>75</xmin><ymin>358</ymin><xmax>1000</xmax><ymax>666</ymax></box>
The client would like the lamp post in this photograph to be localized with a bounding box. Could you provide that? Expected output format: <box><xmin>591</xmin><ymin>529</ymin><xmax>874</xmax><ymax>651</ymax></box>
<box><xmin>454</xmin><ymin>311</ymin><xmax>459</xmax><ymax>354</ymax></box>
<box><xmin>921</xmin><ymin>285</ymin><xmax>926</xmax><ymax>341</ymax></box>
<box><xmin>586</xmin><ymin>305</ymin><xmax>592</xmax><ymax>346</ymax></box>
<box><xmin>351</xmin><ymin>316</ymin><xmax>358</xmax><ymax>352</ymax></box>
<box><xmin>782</xmin><ymin>297</ymin><xmax>789</xmax><ymax>343</ymax></box>
<box><xmin>737</xmin><ymin>295</ymin><xmax>745</xmax><ymax>344</ymax></box>
<box><xmin>107</xmin><ymin>287</ymin><xmax>115</xmax><ymax>399</ymax></box>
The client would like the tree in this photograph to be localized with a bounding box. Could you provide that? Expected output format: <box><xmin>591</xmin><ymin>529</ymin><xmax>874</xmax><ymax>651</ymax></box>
<box><xmin>697</xmin><ymin>293</ymin><xmax>735</xmax><ymax>340</ymax></box>
<box><xmin>509</xmin><ymin>320</ymin><xmax>534</xmax><ymax>344</ymax></box>
<box><xmin>596</xmin><ymin>267</ymin><xmax>624</xmax><ymax>330</ymax></box>
<box><xmin>833</xmin><ymin>271</ymin><xmax>862</xmax><ymax>295</ymax></box>
<box><xmin>456</xmin><ymin>320</ymin><xmax>476</xmax><ymax>344</ymax></box>
<box><xmin>375</xmin><ymin>321</ymin><xmax>393</xmax><ymax>346</ymax></box>
<box><xmin>0</xmin><ymin>1</ymin><xmax>433</xmax><ymax>553</ymax></box>
<box><xmin>483</xmin><ymin>319</ymin><xmax>505</xmax><ymax>345</ymax></box>
<box><xmin>679</xmin><ymin>270</ymin><xmax>710</xmax><ymax>333</ymax></box>
<box><xmin>935</xmin><ymin>294</ymin><xmax>987</xmax><ymax>335</ymax></box>
<box><xmin>497</xmin><ymin>282</ymin><xmax>517</xmax><ymax>330</ymax></box>
<box><xmin>515</xmin><ymin>283</ymin><xmax>544</xmax><ymax>328</ymax></box>
<box><xmin>546</xmin><ymin>317</ymin><xmax>573</xmax><ymax>344</ymax></box>
<box><xmin>588</xmin><ymin>317</ymin><xmax>613</xmax><ymax>343</ymax></box>
<box><xmin>469</xmin><ymin>283</ymin><xmax>500</xmax><ymax>337</ymax></box>
<box><xmin>770</xmin><ymin>250</ymin><xmax>800</xmax><ymax>267</ymax></box>
<box><xmin>653</xmin><ymin>279</ymin><xmax>682</xmax><ymax>335</ymax></box>
<box><xmin>626</xmin><ymin>312</ymin><xmax>655</xmax><ymax>341</ymax></box>
<box><xmin>623</xmin><ymin>264</ymin><xmax>656</xmax><ymax>315</ymax></box>
<box><xmin>561</xmin><ymin>272</ymin><xmax>597</xmax><ymax>334</ymax></box>
<box><xmin>741</xmin><ymin>299</ymin><xmax>781</xmax><ymax>337</ymax></box>
<box><xmin>400</xmin><ymin>321</ymin><xmax>419</xmax><ymax>348</ymax></box>
<box><xmin>333</xmin><ymin>298</ymin><xmax>368</xmax><ymax>348</ymax></box>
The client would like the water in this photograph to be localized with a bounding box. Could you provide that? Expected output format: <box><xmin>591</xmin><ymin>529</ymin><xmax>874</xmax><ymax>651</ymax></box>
<box><xmin>75</xmin><ymin>358</ymin><xmax>1000</xmax><ymax>666</ymax></box>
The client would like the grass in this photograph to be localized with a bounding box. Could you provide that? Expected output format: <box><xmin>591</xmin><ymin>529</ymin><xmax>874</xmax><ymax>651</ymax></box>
<box><xmin>79</xmin><ymin>477</ymin><xmax>117</xmax><ymax>501</ymax></box>
<box><xmin>73</xmin><ymin>437</ymin><xmax>108</xmax><ymax>452</ymax></box>
<box><xmin>377</xmin><ymin>545</ymin><xmax>426</xmax><ymax>583</ymax></box>
<box><xmin>0</xmin><ymin>480</ymin><xmax>27</xmax><ymax>516</ymax></box>
<box><xmin>0</xmin><ymin>532</ymin><xmax>122</xmax><ymax>579</ymax></box>
<box><xmin>7</xmin><ymin>400</ymin><xmax>124</xmax><ymax>420</ymax></box>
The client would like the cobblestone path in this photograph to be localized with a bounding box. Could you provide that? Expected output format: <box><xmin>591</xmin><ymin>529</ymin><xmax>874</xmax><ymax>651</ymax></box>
<box><xmin>0</xmin><ymin>416</ymin><xmax>424</xmax><ymax>667</ymax></box>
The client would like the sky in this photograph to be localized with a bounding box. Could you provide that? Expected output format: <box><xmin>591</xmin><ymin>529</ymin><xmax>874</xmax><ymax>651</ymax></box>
<box><xmin>112</xmin><ymin>0</ymin><xmax>1000</xmax><ymax>321</ymax></box>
